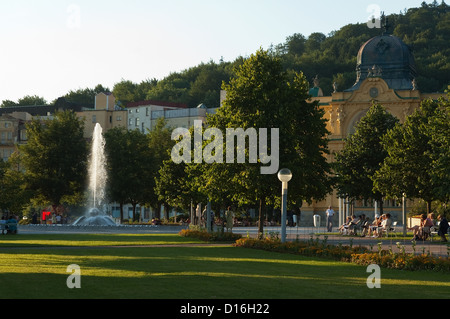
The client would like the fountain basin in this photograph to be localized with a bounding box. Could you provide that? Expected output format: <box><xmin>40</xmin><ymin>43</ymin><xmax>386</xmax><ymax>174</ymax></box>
<box><xmin>72</xmin><ymin>208</ymin><xmax>116</xmax><ymax>226</ymax></box>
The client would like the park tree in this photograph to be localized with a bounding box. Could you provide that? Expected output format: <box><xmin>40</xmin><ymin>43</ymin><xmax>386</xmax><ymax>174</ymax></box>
<box><xmin>145</xmin><ymin>118</ymin><xmax>176</xmax><ymax>218</ymax></box>
<box><xmin>426</xmin><ymin>92</ymin><xmax>450</xmax><ymax>202</ymax></box>
<box><xmin>21</xmin><ymin>111</ymin><xmax>88</xmax><ymax>209</ymax></box>
<box><xmin>103</xmin><ymin>127</ymin><xmax>129</xmax><ymax>221</ymax></box>
<box><xmin>373</xmin><ymin>98</ymin><xmax>447</xmax><ymax>213</ymax></box>
<box><xmin>196</xmin><ymin>49</ymin><xmax>332</xmax><ymax>236</ymax></box>
<box><xmin>0</xmin><ymin>153</ymin><xmax>32</xmax><ymax>216</ymax></box>
<box><xmin>104</xmin><ymin>127</ymin><xmax>153</xmax><ymax>222</ymax></box>
<box><xmin>334</xmin><ymin>103</ymin><xmax>399</xmax><ymax>213</ymax></box>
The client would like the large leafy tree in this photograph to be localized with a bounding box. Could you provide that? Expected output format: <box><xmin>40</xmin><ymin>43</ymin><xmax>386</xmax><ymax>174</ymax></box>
<box><xmin>334</xmin><ymin>103</ymin><xmax>399</xmax><ymax>213</ymax></box>
<box><xmin>145</xmin><ymin>118</ymin><xmax>176</xmax><ymax>217</ymax></box>
<box><xmin>198</xmin><ymin>49</ymin><xmax>332</xmax><ymax>236</ymax></box>
<box><xmin>21</xmin><ymin>111</ymin><xmax>88</xmax><ymax>208</ymax></box>
<box><xmin>104</xmin><ymin>127</ymin><xmax>153</xmax><ymax>222</ymax></box>
<box><xmin>425</xmin><ymin>92</ymin><xmax>450</xmax><ymax>202</ymax></box>
<box><xmin>0</xmin><ymin>154</ymin><xmax>32</xmax><ymax>216</ymax></box>
<box><xmin>373</xmin><ymin>98</ymin><xmax>447</xmax><ymax>213</ymax></box>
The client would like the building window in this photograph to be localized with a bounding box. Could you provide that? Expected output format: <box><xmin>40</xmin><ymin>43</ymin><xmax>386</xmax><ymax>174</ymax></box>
<box><xmin>129</xmin><ymin>109</ymin><xmax>132</xmax><ymax>114</ymax></box>
<box><xmin>20</xmin><ymin>130</ymin><xmax>27</xmax><ymax>141</ymax></box>
<box><xmin>135</xmin><ymin>118</ymin><xmax>140</xmax><ymax>126</ymax></box>
<box><xmin>92</xmin><ymin>115</ymin><xmax>97</xmax><ymax>123</ymax></box>
<box><xmin>129</xmin><ymin>118</ymin><xmax>133</xmax><ymax>126</ymax></box>
<box><xmin>116</xmin><ymin>116</ymin><xmax>122</xmax><ymax>121</ymax></box>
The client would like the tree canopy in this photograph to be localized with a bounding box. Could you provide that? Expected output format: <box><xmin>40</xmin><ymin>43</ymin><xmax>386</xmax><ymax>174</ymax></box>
<box><xmin>20</xmin><ymin>111</ymin><xmax>88</xmax><ymax>208</ymax></box>
<box><xmin>181</xmin><ymin>49</ymin><xmax>332</xmax><ymax>235</ymax></box>
<box><xmin>334</xmin><ymin>103</ymin><xmax>399</xmax><ymax>212</ymax></box>
<box><xmin>372</xmin><ymin>95</ymin><xmax>449</xmax><ymax>213</ymax></box>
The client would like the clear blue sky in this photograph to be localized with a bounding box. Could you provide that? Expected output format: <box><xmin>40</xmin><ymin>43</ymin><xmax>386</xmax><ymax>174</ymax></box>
<box><xmin>0</xmin><ymin>0</ymin><xmax>424</xmax><ymax>104</ymax></box>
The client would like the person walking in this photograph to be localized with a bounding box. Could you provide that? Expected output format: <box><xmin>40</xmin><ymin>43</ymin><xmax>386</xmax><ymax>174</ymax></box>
<box><xmin>326</xmin><ymin>206</ymin><xmax>335</xmax><ymax>232</ymax></box>
<box><xmin>225</xmin><ymin>207</ymin><xmax>235</xmax><ymax>232</ymax></box>
<box><xmin>437</xmin><ymin>215</ymin><xmax>449</xmax><ymax>242</ymax></box>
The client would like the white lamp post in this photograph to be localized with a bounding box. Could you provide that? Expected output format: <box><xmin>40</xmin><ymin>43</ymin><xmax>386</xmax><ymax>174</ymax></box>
<box><xmin>278</xmin><ymin>168</ymin><xmax>292</xmax><ymax>243</ymax></box>
<box><xmin>402</xmin><ymin>193</ymin><xmax>406</xmax><ymax>236</ymax></box>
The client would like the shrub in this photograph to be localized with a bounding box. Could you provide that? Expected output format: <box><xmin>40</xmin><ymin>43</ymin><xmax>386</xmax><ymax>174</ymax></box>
<box><xmin>180</xmin><ymin>229</ymin><xmax>242</xmax><ymax>242</ymax></box>
<box><xmin>233</xmin><ymin>238</ymin><xmax>450</xmax><ymax>272</ymax></box>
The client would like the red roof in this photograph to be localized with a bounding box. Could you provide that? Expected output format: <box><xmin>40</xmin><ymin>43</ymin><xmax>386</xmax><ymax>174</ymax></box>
<box><xmin>126</xmin><ymin>100</ymin><xmax>187</xmax><ymax>109</ymax></box>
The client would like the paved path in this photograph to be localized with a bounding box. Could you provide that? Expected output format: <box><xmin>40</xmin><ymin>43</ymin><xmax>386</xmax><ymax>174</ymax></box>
<box><xmin>232</xmin><ymin>226</ymin><xmax>450</xmax><ymax>257</ymax></box>
<box><xmin>14</xmin><ymin>224</ymin><xmax>450</xmax><ymax>257</ymax></box>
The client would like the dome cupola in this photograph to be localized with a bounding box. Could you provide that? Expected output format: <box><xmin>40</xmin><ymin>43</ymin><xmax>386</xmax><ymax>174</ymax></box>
<box><xmin>346</xmin><ymin>17</ymin><xmax>417</xmax><ymax>91</ymax></box>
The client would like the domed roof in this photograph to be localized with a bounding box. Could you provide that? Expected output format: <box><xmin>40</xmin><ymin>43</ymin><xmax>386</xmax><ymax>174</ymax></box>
<box><xmin>346</xmin><ymin>34</ymin><xmax>417</xmax><ymax>91</ymax></box>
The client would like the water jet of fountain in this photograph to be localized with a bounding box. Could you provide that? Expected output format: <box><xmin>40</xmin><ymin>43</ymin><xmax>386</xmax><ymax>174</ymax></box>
<box><xmin>89</xmin><ymin>122</ymin><xmax>107</xmax><ymax>208</ymax></box>
<box><xmin>72</xmin><ymin>123</ymin><xmax>116</xmax><ymax>226</ymax></box>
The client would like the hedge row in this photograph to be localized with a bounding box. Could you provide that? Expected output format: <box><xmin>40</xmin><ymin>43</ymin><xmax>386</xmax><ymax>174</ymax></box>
<box><xmin>233</xmin><ymin>237</ymin><xmax>450</xmax><ymax>272</ymax></box>
<box><xmin>179</xmin><ymin>229</ymin><xmax>242</xmax><ymax>242</ymax></box>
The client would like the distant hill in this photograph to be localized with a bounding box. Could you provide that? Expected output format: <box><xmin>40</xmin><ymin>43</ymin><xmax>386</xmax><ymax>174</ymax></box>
<box><xmin>67</xmin><ymin>1</ymin><xmax>450</xmax><ymax>109</ymax></box>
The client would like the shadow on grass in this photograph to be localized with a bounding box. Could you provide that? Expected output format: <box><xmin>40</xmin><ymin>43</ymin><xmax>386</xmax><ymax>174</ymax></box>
<box><xmin>0</xmin><ymin>233</ymin><xmax>202</xmax><ymax>248</ymax></box>
<box><xmin>1</xmin><ymin>246</ymin><xmax>449</xmax><ymax>299</ymax></box>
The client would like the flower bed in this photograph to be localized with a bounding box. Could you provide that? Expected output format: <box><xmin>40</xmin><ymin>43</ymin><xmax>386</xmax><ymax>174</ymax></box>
<box><xmin>233</xmin><ymin>237</ymin><xmax>450</xmax><ymax>272</ymax></box>
<box><xmin>179</xmin><ymin>229</ymin><xmax>242</xmax><ymax>242</ymax></box>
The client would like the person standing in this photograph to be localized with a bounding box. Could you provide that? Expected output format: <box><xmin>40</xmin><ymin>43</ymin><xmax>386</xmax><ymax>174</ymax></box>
<box><xmin>326</xmin><ymin>206</ymin><xmax>335</xmax><ymax>232</ymax></box>
<box><xmin>225</xmin><ymin>207</ymin><xmax>235</xmax><ymax>232</ymax></box>
<box><xmin>437</xmin><ymin>215</ymin><xmax>449</xmax><ymax>242</ymax></box>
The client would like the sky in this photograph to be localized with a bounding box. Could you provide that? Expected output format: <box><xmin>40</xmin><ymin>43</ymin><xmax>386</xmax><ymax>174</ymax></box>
<box><xmin>0</xmin><ymin>0</ymin><xmax>425</xmax><ymax>104</ymax></box>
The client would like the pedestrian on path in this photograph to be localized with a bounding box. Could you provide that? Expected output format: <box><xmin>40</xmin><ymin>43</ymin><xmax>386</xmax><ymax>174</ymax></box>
<box><xmin>326</xmin><ymin>206</ymin><xmax>335</xmax><ymax>232</ymax></box>
<box><xmin>437</xmin><ymin>215</ymin><xmax>449</xmax><ymax>242</ymax></box>
<box><xmin>225</xmin><ymin>207</ymin><xmax>235</xmax><ymax>232</ymax></box>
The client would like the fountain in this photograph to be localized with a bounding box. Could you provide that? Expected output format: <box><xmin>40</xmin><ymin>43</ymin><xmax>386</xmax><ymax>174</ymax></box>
<box><xmin>72</xmin><ymin>123</ymin><xmax>116</xmax><ymax>226</ymax></box>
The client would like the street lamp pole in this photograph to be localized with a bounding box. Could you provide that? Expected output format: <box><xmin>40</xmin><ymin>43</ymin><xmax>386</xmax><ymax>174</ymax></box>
<box><xmin>402</xmin><ymin>193</ymin><xmax>407</xmax><ymax>236</ymax></box>
<box><xmin>278</xmin><ymin>168</ymin><xmax>292</xmax><ymax>243</ymax></box>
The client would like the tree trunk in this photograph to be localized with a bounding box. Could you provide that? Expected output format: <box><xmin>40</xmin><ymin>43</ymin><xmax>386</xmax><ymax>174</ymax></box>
<box><xmin>258</xmin><ymin>198</ymin><xmax>264</xmax><ymax>239</ymax></box>
<box><xmin>164</xmin><ymin>205</ymin><xmax>169</xmax><ymax>221</ymax></box>
<box><xmin>427</xmin><ymin>200</ymin><xmax>432</xmax><ymax>215</ymax></box>
<box><xmin>155</xmin><ymin>204</ymin><xmax>161</xmax><ymax>219</ymax></box>
<box><xmin>120</xmin><ymin>203</ymin><xmax>124</xmax><ymax>223</ymax></box>
<box><xmin>379</xmin><ymin>199</ymin><xmax>384</xmax><ymax>215</ymax></box>
<box><xmin>132</xmin><ymin>203</ymin><xmax>137</xmax><ymax>222</ymax></box>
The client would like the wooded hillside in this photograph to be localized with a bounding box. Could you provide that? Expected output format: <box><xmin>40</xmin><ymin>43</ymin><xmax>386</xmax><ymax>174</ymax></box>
<box><xmin>2</xmin><ymin>1</ymin><xmax>448</xmax><ymax>109</ymax></box>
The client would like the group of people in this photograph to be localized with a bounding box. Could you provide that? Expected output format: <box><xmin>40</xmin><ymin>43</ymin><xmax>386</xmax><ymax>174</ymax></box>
<box><xmin>40</xmin><ymin>211</ymin><xmax>65</xmax><ymax>224</ymax></box>
<box><xmin>337</xmin><ymin>213</ymin><xmax>393</xmax><ymax>237</ymax></box>
<box><xmin>0</xmin><ymin>215</ymin><xmax>18</xmax><ymax>235</ymax></box>
<box><xmin>408</xmin><ymin>213</ymin><xmax>449</xmax><ymax>242</ymax></box>
<box><xmin>199</xmin><ymin>206</ymin><xmax>235</xmax><ymax>232</ymax></box>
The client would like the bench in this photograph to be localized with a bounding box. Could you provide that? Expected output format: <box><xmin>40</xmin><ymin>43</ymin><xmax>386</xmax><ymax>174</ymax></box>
<box><xmin>430</xmin><ymin>222</ymin><xmax>450</xmax><ymax>242</ymax></box>
<box><xmin>379</xmin><ymin>221</ymin><xmax>398</xmax><ymax>237</ymax></box>
<box><xmin>348</xmin><ymin>220</ymin><xmax>363</xmax><ymax>236</ymax></box>
<box><xmin>3</xmin><ymin>222</ymin><xmax>18</xmax><ymax>235</ymax></box>
<box><xmin>430</xmin><ymin>222</ymin><xmax>439</xmax><ymax>241</ymax></box>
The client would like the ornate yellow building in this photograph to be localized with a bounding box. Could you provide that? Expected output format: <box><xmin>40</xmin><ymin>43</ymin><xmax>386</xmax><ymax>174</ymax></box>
<box><xmin>304</xmin><ymin>32</ymin><xmax>444</xmax><ymax>226</ymax></box>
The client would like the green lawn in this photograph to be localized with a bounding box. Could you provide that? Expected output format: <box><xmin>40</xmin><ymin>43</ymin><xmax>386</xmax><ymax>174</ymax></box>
<box><xmin>0</xmin><ymin>234</ymin><xmax>449</xmax><ymax>299</ymax></box>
